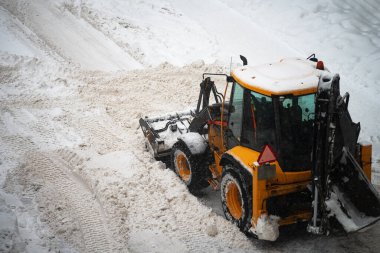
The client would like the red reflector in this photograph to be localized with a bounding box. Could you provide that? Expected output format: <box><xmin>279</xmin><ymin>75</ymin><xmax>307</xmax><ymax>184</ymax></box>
<box><xmin>257</xmin><ymin>145</ymin><xmax>277</xmax><ymax>165</ymax></box>
<box><xmin>316</xmin><ymin>61</ymin><xmax>324</xmax><ymax>70</ymax></box>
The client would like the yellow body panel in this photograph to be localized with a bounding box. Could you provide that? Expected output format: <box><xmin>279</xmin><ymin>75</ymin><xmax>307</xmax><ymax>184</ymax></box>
<box><xmin>278</xmin><ymin>211</ymin><xmax>312</xmax><ymax>226</ymax></box>
<box><xmin>226</xmin><ymin>146</ymin><xmax>311</xmax><ymax>185</ymax></box>
<box><xmin>226</xmin><ymin>146</ymin><xmax>312</xmax><ymax>227</ymax></box>
<box><xmin>207</xmin><ymin>124</ymin><xmax>226</xmax><ymax>181</ymax></box>
<box><xmin>360</xmin><ymin>143</ymin><xmax>372</xmax><ymax>182</ymax></box>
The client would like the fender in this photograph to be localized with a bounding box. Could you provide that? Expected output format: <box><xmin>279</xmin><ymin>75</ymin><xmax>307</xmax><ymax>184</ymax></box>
<box><xmin>220</xmin><ymin>146</ymin><xmax>260</xmax><ymax>175</ymax></box>
<box><xmin>177</xmin><ymin>132</ymin><xmax>208</xmax><ymax>155</ymax></box>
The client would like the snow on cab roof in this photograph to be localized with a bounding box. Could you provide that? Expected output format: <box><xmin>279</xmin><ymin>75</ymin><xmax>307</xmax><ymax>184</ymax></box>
<box><xmin>231</xmin><ymin>58</ymin><xmax>322</xmax><ymax>96</ymax></box>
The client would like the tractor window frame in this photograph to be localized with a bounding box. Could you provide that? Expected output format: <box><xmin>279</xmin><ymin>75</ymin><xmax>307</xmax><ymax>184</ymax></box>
<box><xmin>274</xmin><ymin>93</ymin><xmax>316</xmax><ymax>172</ymax></box>
<box><xmin>241</xmin><ymin>89</ymin><xmax>276</xmax><ymax>152</ymax></box>
<box><xmin>226</xmin><ymin>82</ymin><xmax>244</xmax><ymax>148</ymax></box>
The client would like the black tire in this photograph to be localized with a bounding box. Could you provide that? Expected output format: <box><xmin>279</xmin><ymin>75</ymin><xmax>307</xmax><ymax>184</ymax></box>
<box><xmin>171</xmin><ymin>140</ymin><xmax>210</xmax><ymax>191</ymax></box>
<box><xmin>221</xmin><ymin>164</ymin><xmax>253</xmax><ymax>233</ymax></box>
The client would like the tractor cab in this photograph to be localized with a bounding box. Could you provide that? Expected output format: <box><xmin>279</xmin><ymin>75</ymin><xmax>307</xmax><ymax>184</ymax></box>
<box><xmin>227</xmin><ymin>58</ymin><xmax>320</xmax><ymax>173</ymax></box>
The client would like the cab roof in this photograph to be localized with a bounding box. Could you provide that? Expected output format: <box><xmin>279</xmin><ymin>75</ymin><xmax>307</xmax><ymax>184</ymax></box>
<box><xmin>231</xmin><ymin>58</ymin><xmax>325</xmax><ymax>96</ymax></box>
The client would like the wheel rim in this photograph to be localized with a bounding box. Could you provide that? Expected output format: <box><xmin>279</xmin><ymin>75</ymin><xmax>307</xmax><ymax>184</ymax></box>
<box><xmin>226</xmin><ymin>181</ymin><xmax>243</xmax><ymax>220</ymax></box>
<box><xmin>175</xmin><ymin>152</ymin><xmax>191</xmax><ymax>182</ymax></box>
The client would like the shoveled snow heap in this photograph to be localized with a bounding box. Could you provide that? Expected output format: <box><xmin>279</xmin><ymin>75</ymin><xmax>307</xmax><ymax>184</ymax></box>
<box><xmin>0</xmin><ymin>52</ymin><xmax>256</xmax><ymax>252</ymax></box>
<box><xmin>254</xmin><ymin>214</ymin><xmax>280</xmax><ymax>241</ymax></box>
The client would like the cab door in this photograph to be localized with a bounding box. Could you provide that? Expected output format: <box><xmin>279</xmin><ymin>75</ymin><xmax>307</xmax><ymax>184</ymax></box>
<box><xmin>226</xmin><ymin>82</ymin><xmax>244</xmax><ymax>149</ymax></box>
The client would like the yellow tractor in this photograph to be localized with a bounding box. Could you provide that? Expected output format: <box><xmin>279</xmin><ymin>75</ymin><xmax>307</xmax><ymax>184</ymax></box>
<box><xmin>140</xmin><ymin>55</ymin><xmax>380</xmax><ymax>240</ymax></box>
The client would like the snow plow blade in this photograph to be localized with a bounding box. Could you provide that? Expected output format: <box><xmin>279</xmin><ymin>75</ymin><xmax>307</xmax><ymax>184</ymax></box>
<box><xmin>139</xmin><ymin>111</ymin><xmax>193</xmax><ymax>159</ymax></box>
<box><xmin>327</xmin><ymin>149</ymin><xmax>380</xmax><ymax>232</ymax></box>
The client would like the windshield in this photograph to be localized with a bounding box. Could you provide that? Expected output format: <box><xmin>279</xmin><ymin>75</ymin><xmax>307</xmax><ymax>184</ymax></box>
<box><xmin>277</xmin><ymin>94</ymin><xmax>315</xmax><ymax>171</ymax></box>
<box><xmin>241</xmin><ymin>90</ymin><xmax>276</xmax><ymax>151</ymax></box>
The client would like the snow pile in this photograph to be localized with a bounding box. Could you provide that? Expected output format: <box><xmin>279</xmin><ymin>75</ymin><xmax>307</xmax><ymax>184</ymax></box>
<box><xmin>78</xmin><ymin>0</ymin><xmax>217</xmax><ymax>67</ymax></box>
<box><xmin>0</xmin><ymin>8</ymin><xmax>40</xmax><ymax>58</ymax></box>
<box><xmin>254</xmin><ymin>214</ymin><xmax>280</xmax><ymax>242</ymax></box>
<box><xmin>1</xmin><ymin>0</ymin><xmax>141</xmax><ymax>71</ymax></box>
<box><xmin>206</xmin><ymin>221</ymin><xmax>219</xmax><ymax>237</ymax></box>
<box><xmin>0</xmin><ymin>51</ymin><xmax>254</xmax><ymax>252</ymax></box>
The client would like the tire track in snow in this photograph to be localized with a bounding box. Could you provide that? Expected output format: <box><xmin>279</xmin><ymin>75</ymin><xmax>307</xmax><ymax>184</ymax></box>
<box><xmin>1</xmin><ymin>0</ymin><xmax>142</xmax><ymax>71</ymax></box>
<box><xmin>14</xmin><ymin>152</ymin><xmax>117</xmax><ymax>253</ymax></box>
<box><xmin>69</xmin><ymin>115</ymin><xmax>127</xmax><ymax>153</ymax></box>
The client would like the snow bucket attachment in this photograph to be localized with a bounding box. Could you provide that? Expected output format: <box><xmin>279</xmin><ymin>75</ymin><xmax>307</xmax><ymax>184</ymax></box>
<box><xmin>140</xmin><ymin>76</ymin><xmax>226</xmax><ymax>159</ymax></box>
<box><xmin>309</xmin><ymin>73</ymin><xmax>380</xmax><ymax>234</ymax></box>
<box><xmin>139</xmin><ymin>111</ymin><xmax>193</xmax><ymax>159</ymax></box>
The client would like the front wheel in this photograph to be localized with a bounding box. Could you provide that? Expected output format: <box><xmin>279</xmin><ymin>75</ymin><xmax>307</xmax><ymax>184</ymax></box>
<box><xmin>171</xmin><ymin>141</ymin><xmax>209</xmax><ymax>191</ymax></box>
<box><xmin>221</xmin><ymin>166</ymin><xmax>252</xmax><ymax>232</ymax></box>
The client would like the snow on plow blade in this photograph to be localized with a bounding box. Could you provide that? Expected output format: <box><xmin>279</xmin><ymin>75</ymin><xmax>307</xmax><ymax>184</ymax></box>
<box><xmin>327</xmin><ymin>149</ymin><xmax>380</xmax><ymax>232</ymax></box>
<box><xmin>139</xmin><ymin>110</ymin><xmax>193</xmax><ymax>158</ymax></box>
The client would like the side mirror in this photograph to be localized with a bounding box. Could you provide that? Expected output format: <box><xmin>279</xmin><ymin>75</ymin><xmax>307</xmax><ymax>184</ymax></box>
<box><xmin>240</xmin><ymin>55</ymin><xmax>248</xmax><ymax>66</ymax></box>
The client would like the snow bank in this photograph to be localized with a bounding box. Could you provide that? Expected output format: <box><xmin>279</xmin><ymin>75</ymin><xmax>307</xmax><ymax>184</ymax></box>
<box><xmin>0</xmin><ymin>53</ymin><xmax>253</xmax><ymax>252</ymax></box>
<box><xmin>78</xmin><ymin>0</ymin><xmax>217</xmax><ymax>66</ymax></box>
<box><xmin>1</xmin><ymin>0</ymin><xmax>142</xmax><ymax>71</ymax></box>
<box><xmin>0</xmin><ymin>8</ymin><xmax>40</xmax><ymax>57</ymax></box>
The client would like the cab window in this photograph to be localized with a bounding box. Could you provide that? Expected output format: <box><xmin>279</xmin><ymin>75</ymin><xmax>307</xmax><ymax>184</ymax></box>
<box><xmin>241</xmin><ymin>90</ymin><xmax>276</xmax><ymax>151</ymax></box>
<box><xmin>277</xmin><ymin>93</ymin><xmax>315</xmax><ymax>171</ymax></box>
<box><xmin>228</xmin><ymin>83</ymin><xmax>244</xmax><ymax>142</ymax></box>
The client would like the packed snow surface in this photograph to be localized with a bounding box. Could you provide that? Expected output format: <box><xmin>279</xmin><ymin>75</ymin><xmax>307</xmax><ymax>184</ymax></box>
<box><xmin>1</xmin><ymin>0</ymin><xmax>380</xmax><ymax>252</ymax></box>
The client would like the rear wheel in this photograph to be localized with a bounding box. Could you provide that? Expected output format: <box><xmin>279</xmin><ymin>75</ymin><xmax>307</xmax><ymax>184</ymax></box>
<box><xmin>221</xmin><ymin>165</ymin><xmax>252</xmax><ymax>232</ymax></box>
<box><xmin>171</xmin><ymin>141</ymin><xmax>209</xmax><ymax>191</ymax></box>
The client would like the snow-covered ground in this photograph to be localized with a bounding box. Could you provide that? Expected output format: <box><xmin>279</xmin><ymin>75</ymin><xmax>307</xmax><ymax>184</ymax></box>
<box><xmin>0</xmin><ymin>0</ymin><xmax>379</xmax><ymax>252</ymax></box>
